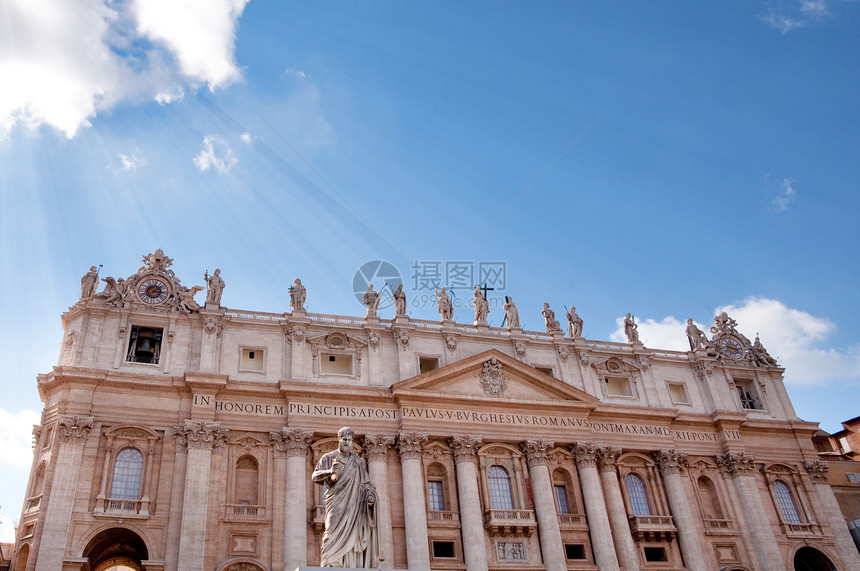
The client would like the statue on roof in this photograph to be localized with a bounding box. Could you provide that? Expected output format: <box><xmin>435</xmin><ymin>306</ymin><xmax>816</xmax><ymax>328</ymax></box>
<box><xmin>752</xmin><ymin>335</ymin><xmax>778</xmax><ymax>367</ymax></box>
<box><xmin>362</xmin><ymin>284</ymin><xmax>380</xmax><ymax>317</ymax></box>
<box><xmin>290</xmin><ymin>278</ymin><xmax>306</xmax><ymax>312</ymax></box>
<box><xmin>542</xmin><ymin>303</ymin><xmax>563</xmax><ymax>335</ymax></box>
<box><xmin>473</xmin><ymin>286</ymin><xmax>489</xmax><ymax>325</ymax></box>
<box><xmin>436</xmin><ymin>287</ymin><xmax>453</xmax><ymax>321</ymax></box>
<box><xmin>80</xmin><ymin>266</ymin><xmax>100</xmax><ymax>299</ymax></box>
<box><xmin>503</xmin><ymin>296</ymin><xmax>520</xmax><ymax>329</ymax></box>
<box><xmin>685</xmin><ymin>318</ymin><xmax>709</xmax><ymax>351</ymax></box>
<box><xmin>393</xmin><ymin>284</ymin><xmax>407</xmax><ymax>315</ymax></box>
<box><xmin>206</xmin><ymin>269</ymin><xmax>225</xmax><ymax>305</ymax></box>
<box><xmin>624</xmin><ymin>313</ymin><xmax>639</xmax><ymax>343</ymax></box>
<box><xmin>566</xmin><ymin>306</ymin><xmax>583</xmax><ymax>338</ymax></box>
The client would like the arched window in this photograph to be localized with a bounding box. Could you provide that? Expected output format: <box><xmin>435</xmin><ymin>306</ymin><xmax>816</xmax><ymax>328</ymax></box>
<box><xmin>552</xmin><ymin>469</ymin><xmax>572</xmax><ymax>514</ymax></box>
<box><xmin>234</xmin><ymin>455</ymin><xmax>259</xmax><ymax>506</ymax></box>
<box><xmin>773</xmin><ymin>480</ymin><xmax>802</xmax><ymax>524</ymax></box>
<box><xmin>697</xmin><ymin>476</ymin><xmax>724</xmax><ymax>519</ymax></box>
<box><xmin>488</xmin><ymin>465</ymin><xmax>514</xmax><ymax>509</ymax></box>
<box><xmin>110</xmin><ymin>448</ymin><xmax>143</xmax><ymax>500</ymax></box>
<box><xmin>625</xmin><ymin>473</ymin><xmax>652</xmax><ymax>516</ymax></box>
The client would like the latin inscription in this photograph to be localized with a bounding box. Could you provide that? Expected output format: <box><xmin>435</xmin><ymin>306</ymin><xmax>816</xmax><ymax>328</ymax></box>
<box><xmin>193</xmin><ymin>395</ymin><xmax>284</xmax><ymax>416</ymax></box>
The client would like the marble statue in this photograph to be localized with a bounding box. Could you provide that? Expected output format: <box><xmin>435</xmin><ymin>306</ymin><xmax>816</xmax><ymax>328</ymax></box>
<box><xmin>312</xmin><ymin>427</ymin><xmax>378</xmax><ymax>568</ymax></box>
<box><xmin>752</xmin><ymin>335</ymin><xmax>778</xmax><ymax>367</ymax></box>
<box><xmin>176</xmin><ymin>286</ymin><xmax>204</xmax><ymax>314</ymax></box>
<box><xmin>566</xmin><ymin>306</ymin><xmax>583</xmax><ymax>338</ymax></box>
<box><xmin>81</xmin><ymin>266</ymin><xmax>99</xmax><ymax>299</ymax></box>
<box><xmin>100</xmin><ymin>277</ymin><xmax>122</xmax><ymax>306</ymax></box>
<box><xmin>542</xmin><ymin>303</ymin><xmax>563</xmax><ymax>334</ymax></box>
<box><xmin>206</xmin><ymin>269</ymin><xmax>225</xmax><ymax>305</ymax></box>
<box><xmin>685</xmin><ymin>319</ymin><xmax>709</xmax><ymax>351</ymax></box>
<box><xmin>624</xmin><ymin>313</ymin><xmax>639</xmax><ymax>343</ymax></box>
<box><xmin>362</xmin><ymin>284</ymin><xmax>380</xmax><ymax>317</ymax></box>
<box><xmin>393</xmin><ymin>284</ymin><xmax>407</xmax><ymax>315</ymax></box>
<box><xmin>290</xmin><ymin>278</ymin><xmax>306</xmax><ymax>311</ymax></box>
<box><xmin>473</xmin><ymin>286</ymin><xmax>489</xmax><ymax>325</ymax></box>
<box><xmin>436</xmin><ymin>287</ymin><xmax>453</xmax><ymax>321</ymax></box>
<box><xmin>503</xmin><ymin>296</ymin><xmax>520</xmax><ymax>329</ymax></box>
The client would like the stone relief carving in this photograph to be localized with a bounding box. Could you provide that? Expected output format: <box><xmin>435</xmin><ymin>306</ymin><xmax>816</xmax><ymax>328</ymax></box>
<box><xmin>445</xmin><ymin>334</ymin><xmax>458</xmax><ymax>351</ymax></box>
<box><xmin>596</xmin><ymin>446</ymin><xmax>622</xmax><ymax>472</ymax></box>
<box><xmin>204</xmin><ymin>317</ymin><xmax>224</xmax><ymax>337</ymax></box>
<box><xmin>394</xmin><ymin>328</ymin><xmax>410</xmax><ymax>350</ymax></box>
<box><xmin>367</xmin><ymin>331</ymin><xmax>380</xmax><ymax>351</ymax></box>
<box><xmin>363</xmin><ymin>434</ymin><xmax>396</xmax><ymax>462</ymax></box>
<box><xmin>654</xmin><ymin>449</ymin><xmax>689</xmax><ymax>475</ymax></box>
<box><xmin>496</xmin><ymin>541</ymin><xmax>526</xmax><ymax>560</ymax></box>
<box><xmin>513</xmin><ymin>340</ymin><xmax>526</xmax><ymax>358</ymax></box>
<box><xmin>32</xmin><ymin>424</ymin><xmax>42</xmax><ymax>449</ymax></box>
<box><xmin>803</xmin><ymin>460</ymin><xmax>829</xmax><ymax>483</ymax></box>
<box><xmin>397</xmin><ymin>432</ymin><xmax>428</xmax><ymax>459</ymax></box>
<box><xmin>449</xmin><ymin>435</ymin><xmax>482</xmax><ymax>463</ymax></box>
<box><xmin>570</xmin><ymin>442</ymin><xmax>599</xmax><ymax>467</ymax></box>
<box><xmin>62</xmin><ymin>328</ymin><xmax>79</xmax><ymax>365</ymax></box>
<box><xmin>480</xmin><ymin>357</ymin><xmax>507</xmax><ymax>396</ymax></box>
<box><xmin>521</xmin><ymin>440</ymin><xmax>553</xmax><ymax>467</ymax></box>
<box><xmin>557</xmin><ymin>345</ymin><xmax>569</xmax><ymax>362</ymax></box>
<box><xmin>312</xmin><ymin>427</ymin><xmax>378</xmax><ymax>568</ymax></box>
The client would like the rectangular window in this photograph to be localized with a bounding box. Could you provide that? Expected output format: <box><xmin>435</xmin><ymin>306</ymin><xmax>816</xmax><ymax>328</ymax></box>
<box><xmin>846</xmin><ymin>472</ymin><xmax>860</xmax><ymax>483</ymax></box>
<box><xmin>668</xmin><ymin>382</ymin><xmax>690</xmax><ymax>404</ymax></box>
<box><xmin>427</xmin><ymin>480</ymin><xmax>445</xmax><ymax>511</ymax></box>
<box><xmin>535</xmin><ymin>366</ymin><xmax>554</xmax><ymax>377</ymax></box>
<box><xmin>126</xmin><ymin>326</ymin><xmax>163</xmax><ymax>364</ymax></box>
<box><xmin>432</xmin><ymin>541</ymin><xmax>456</xmax><ymax>559</ymax></box>
<box><xmin>419</xmin><ymin>356</ymin><xmax>440</xmax><ymax>374</ymax></box>
<box><xmin>605</xmin><ymin>376</ymin><xmax>632</xmax><ymax>396</ymax></box>
<box><xmin>321</xmin><ymin>353</ymin><xmax>353</xmax><ymax>375</ymax></box>
<box><xmin>240</xmin><ymin>348</ymin><xmax>265</xmax><ymax>372</ymax></box>
<box><xmin>554</xmin><ymin>484</ymin><xmax>570</xmax><ymax>514</ymax></box>
<box><xmin>564</xmin><ymin>544</ymin><xmax>586</xmax><ymax>560</ymax></box>
<box><xmin>735</xmin><ymin>380</ymin><xmax>762</xmax><ymax>410</ymax></box>
<box><xmin>644</xmin><ymin>547</ymin><xmax>668</xmax><ymax>562</ymax></box>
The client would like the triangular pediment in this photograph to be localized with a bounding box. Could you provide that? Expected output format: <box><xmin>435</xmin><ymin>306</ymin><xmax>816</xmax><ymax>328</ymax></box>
<box><xmin>391</xmin><ymin>349</ymin><xmax>598</xmax><ymax>404</ymax></box>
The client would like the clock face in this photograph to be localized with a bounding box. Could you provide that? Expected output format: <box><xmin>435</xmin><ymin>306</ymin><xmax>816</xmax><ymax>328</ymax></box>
<box><xmin>720</xmin><ymin>337</ymin><xmax>744</xmax><ymax>360</ymax></box>
<box><xmin>137</xmin><ymin>278</ymin><xmax>170</xmax><ymax>305</ymax></box>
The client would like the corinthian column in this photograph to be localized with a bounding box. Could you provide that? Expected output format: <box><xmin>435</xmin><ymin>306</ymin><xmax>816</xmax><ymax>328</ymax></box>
<box><xmin>398</xmin><ymin>432</ymin><xmax>430</xmax><ymax>570</ymax></box>
<box><xmin>450</xmin><ymin>435</ymin><xmax>488</xmax><ymax>571</ymax></box>
<box><xmin>654</xmin><ymin>450</ymin><xmax>708</xmax><ymax>571</ymax></box>
<box><xmin>35</xmin><ymin>415</ymin><xmax>93</xmax><ymax>571</ymax></box>
<box><xmin>365</xmin><ymin>434</ymin><xmax>397</xmax><ymax>568</ymax></box>
<box><xmin>174</xmin><ymin>420</ymin><xmax>228</xmax><ymax>571</ymax></box>
<box><xmin>596</xmin><ymin>447</ymin><xmax>640</xmax><ymax>571</ymax></box>
<box><xmin>521</xmin><ymin>440</ymin><xmax>565</xmax><ymax>571</ymax></box>
<box><xmin>281</xmin><ymin>429</ymin><xmax>314</xmax><ymax>571</ymax></box>
<box><xmin>716</xmin><ymin>452</ymin><xmax>782</xmax><ymax>571</ymax></box>
<box><xmin>571</xmin><ymin>442</ymin><xmax>619</xmax><ymax>571</ymax></box>
<box><xmin>804</xmin><ymin>461</ymin><xmax>860</xmax><ymax>569</ymax></box>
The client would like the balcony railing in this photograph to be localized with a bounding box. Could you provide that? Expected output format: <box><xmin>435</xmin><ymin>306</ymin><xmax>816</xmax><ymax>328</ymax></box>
<box><xmin>483</xmin><ymin>509</ymin><xmax>537</xmax><ymax>536</ymax></box>
<box><xmin>784</xmin><ymin>522</ymin><xmax>822</xmax><ymax>536</ymax></box>
<box><xmin>557</xmin><ymin>513</ymin><xmax>588</xmax><ymax>529</ymax></box>
<box><xmin>226</xmin><ymin>503</ymin><xmax>265</xmax><ymax>517</ymax></box>
<box><xmin>703</xmin><ymin>518</ymin><xmax>736</xmax><ymax>534</ymax></box>
<box><xmin>312</xmin><ymin>504</ymin><xmax>326</xmax><ymax>531</ymax></box>
<box><xmin>628</xmin><ymin>514</ymin><xmax>676</xmax><ymax>541</ymax></box>
<box><xmin>94</xmin><ymin>497</ymin><xmax>149</xmax><ymax>518</ymax></box>
<box><xmin>427</xmin><ymin>510</ymin><xmax>460</xmax><ymax>527</ymax></box>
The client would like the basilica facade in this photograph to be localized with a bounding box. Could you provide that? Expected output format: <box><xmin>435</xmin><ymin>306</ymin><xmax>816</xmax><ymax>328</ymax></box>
<box><xmin>12</xmin><ymin>250</ymin><xmax>860</xmax><ymax>571</ymax></box>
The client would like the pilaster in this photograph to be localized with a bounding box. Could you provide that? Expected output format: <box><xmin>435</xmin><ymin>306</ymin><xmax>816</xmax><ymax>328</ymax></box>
<box><xmin>804</xmin><ymin>461</ymin><xmax>860</xmax><ymax>569</ymax></box>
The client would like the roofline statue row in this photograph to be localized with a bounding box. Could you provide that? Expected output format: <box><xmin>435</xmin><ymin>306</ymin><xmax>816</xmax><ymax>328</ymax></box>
<box><xmin>76</xmin><ymin>250</ymin><xmax>779</xmax><ymax>369</ymax></box>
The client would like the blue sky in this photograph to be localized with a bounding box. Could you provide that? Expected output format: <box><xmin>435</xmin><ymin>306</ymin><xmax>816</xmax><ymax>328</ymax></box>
<box><xmin>2</xmin><ymin>0</ymin><xmax>859</xmax><ymax>541</ymax></box>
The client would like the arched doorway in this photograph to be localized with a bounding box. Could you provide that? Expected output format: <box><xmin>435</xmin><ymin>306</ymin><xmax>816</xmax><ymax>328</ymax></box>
<box><xmin>82</xmin><ymin>528</ymin><xmax>148</xmax><ymax>571</ymax></box>
<box><xmin>794</xmin><ymin>546</ymin><xmax>836</xmax><ymax>571</ymax></box>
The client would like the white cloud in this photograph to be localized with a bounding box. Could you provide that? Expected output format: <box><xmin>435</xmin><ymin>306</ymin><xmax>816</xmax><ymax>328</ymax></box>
<box><xmin>240</xmin><ymin>132</ymin><xmax>253</xmax><ymax>145</ymax></box>
<box><xmin>0</xmin><ymin>0</ymin><xmax>247</xmax><ymax>139</ymax></box>
<box><xmin>611</xmin><ymin>298</ymin><xmax>860</xmax><ymax>386</ymax></box>
<box><xmin>285</xmin><ymin>68</ymin><xmax>312</xmax><ymax>79</ymax></box>
<box><xmin>132</xmin><ymin>0</ymin><xmax>249</xmax><ymax>90</ymax></box>
<box><xmin>771</xmin><ymin>178</ymin><xmax>797</xmax><ymax>212</ymax></box>
<box><xmin>193</xmin><ymin>135</ymin><xmax>237</xmax><ymax>174</ymax></box>
<box><xmin>760</xmin><ymin>0</ymin><xmax>829</xmax><ymax>34</ymax></box>
<box><xmin>119</xmin><ymin>152</ymin><xmax>146</xmax><ymax>171</ymax></box>
<box><xmin>0</xmin><ymin>409</ymin><xmax>41</xmax><ymax>470</ymax></box>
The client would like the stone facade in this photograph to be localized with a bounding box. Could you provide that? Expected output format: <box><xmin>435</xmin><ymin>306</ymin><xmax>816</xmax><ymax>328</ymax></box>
<box><xmin>12</xmin><ymin>251</ymin><xmax>860</xmax><ymax>571</ymax></box>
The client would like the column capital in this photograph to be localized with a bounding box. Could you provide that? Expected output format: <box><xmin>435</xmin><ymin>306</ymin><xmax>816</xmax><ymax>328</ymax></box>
<box><xmin>57</xmin><ymin>415</ymin><xmax>94</xmax><ymax>445</ymax></box>
<box><xmin>654</xmin><ymin>449</ymin><xmax>688</xmax><ymax>475</ymax></box>
<box><xmin>521</xmin><ymin>439</ymin><xmax>554</xmax><ymax>467</ymax></box>
<box><xmin>715</xmin><ymin>451</ymin><xmax>756</xmax><ymax>477</ymax></box>
<box><xmin>449</xmin><ymin>435</ymin><xmax>483</xmax><ymax>464</ymax></box>
<box><xmin>397</xmin><ymin>432</ymin><xmax>428</xmax><ymax>460</ymax></box>
<box><xmin>570</xmin><ymin>441</ymin><xmax>599</xmax><ymax>468</ymax></box>
<box><xmin>364</xmin><ymin>434</ymin><xmax>396</xmax><ymax>462</ymax></box>
<box><xmin>596</xmin><ymin>446</ymin><xmax>622</xmax><ymax>472</ymax></box>
<box><xmin>271</xmin><ymin>428</ymin><xmax>313</xmax><ymax>458</ymax></box>
<box><xmin>173</xmin><ymin>420</ymin><xmax>228</xmax><ymax>451</ymax></box>
<box><xmin>803</xmin><ymin>460</ymin><xmax>829</xmax><ymax>483</ymax></box>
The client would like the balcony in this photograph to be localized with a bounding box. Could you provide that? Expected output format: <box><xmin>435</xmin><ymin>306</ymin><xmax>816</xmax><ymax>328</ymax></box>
<box><xmin>94</xmin><ymin>497</ymin><xmax>149</xmax><ymax>519</ymax></box>
<box><xmin>783</xmin><ymin>521</ymin><xmax>822</xmax><ymax>537</ymax></box>
<box><xmin>628</xmin><ymin>514</ymin><xmax>676</xmax><ymax>541</ymax></box>
<box><xmin>557</xmin><ymin>512</ymin><xmax>589</xmax><ymax>531</ymax></box>
<box><xmin>25</xmin><ymin>495</ymin><xmax>42</xmax><ymax>513</ymax></box>
<box><xmin>312</xmin><ymin>504</ymin><xmax>326</xmax><ymax>532</ymax></box>
<box><xmin>703</xmin><ymin>518</ymin><xmax>737</xmax><ymax>535</ymax></box>
<box><xmin>427</xmin><ymin>510</ymin><xmax>460</xmax><ymax>528</ymax></box>
<box><xmin>483</xmin><ymin>509</ymin><xmax>537</xmax><ymax>536</ymax></box>
<box><xmin>226</xmin><ymin>503</ymin><xmax>265</xmax><ymax>517</ymax></box>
